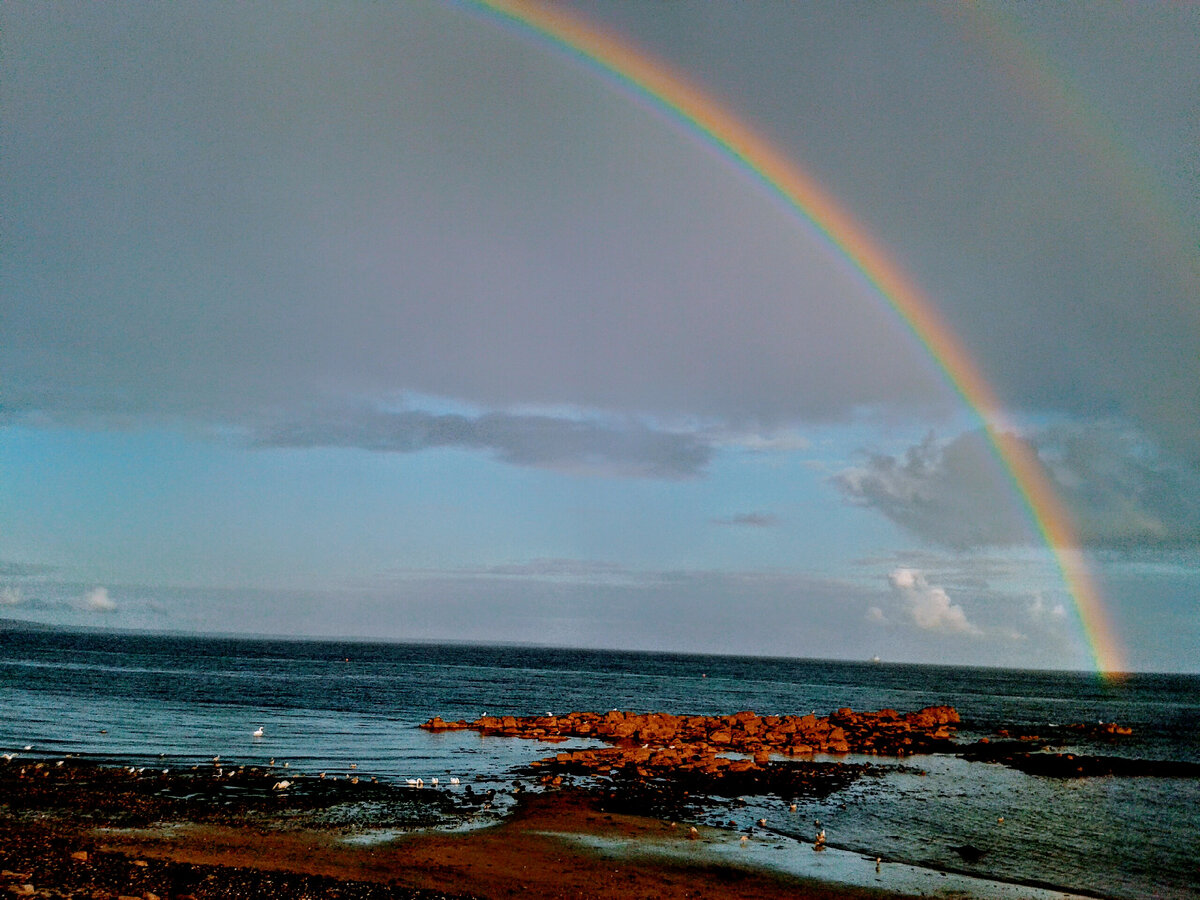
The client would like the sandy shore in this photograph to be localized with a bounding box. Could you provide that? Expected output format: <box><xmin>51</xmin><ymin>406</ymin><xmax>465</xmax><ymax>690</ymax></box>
<box><xmin>0</xmin><ymin>758</ymin><xmax>923</xmax><ymax>899</ymax></box>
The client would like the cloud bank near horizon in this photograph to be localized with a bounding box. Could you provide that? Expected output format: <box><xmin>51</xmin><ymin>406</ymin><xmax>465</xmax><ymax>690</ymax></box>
<box><xmin>0</xmin><ymin>561</ymin><xmax>1089</xmax><ymax>669</ymax></box>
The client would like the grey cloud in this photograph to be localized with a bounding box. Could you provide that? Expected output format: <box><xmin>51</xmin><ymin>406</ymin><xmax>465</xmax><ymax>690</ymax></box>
<box><xmin>0</xmin><ymin>562</ymin><xmax>59</xmax><ymax>579</ymax></box>
<box><xmin>1036</xmin><ymin>423</ymin><xmax>1200</xmax><ymax>549</ymax></box>
<box><xmin>835</xmin><ymin>424</ymin><xmax>1200</xmax><ymax>550</ymax></box>
<box><xmin>253</xmin><ymin>408</ymin><xmax>711</xmax><ymax>479</ymax></box>
<box><xmin>382</xmin><ymin>558</ymin><xmax>643</xmax><ymax>586</ymax></box>
<box><xmin>477</xmin><ymin>559</ymin><xmax>630</xmax><ymax>580</ymax></box>
<box><xmin>833</xmin><ymin>431</ymin><xmax>1029</xmax><ymax>549</ymax></box>
<box><xmin>712</xmin><ymin>512</ymin><xmax>781</xmax><ymax>528</ymax></box>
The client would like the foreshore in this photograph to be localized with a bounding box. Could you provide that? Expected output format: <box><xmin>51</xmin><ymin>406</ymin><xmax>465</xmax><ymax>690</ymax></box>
<box><xmin>1</xmin><ymin>703</ymin><xmax>1129</xmax><ymax>899</ymax></box>
<box><xmin>1</xmin><ymin>758</ymin><xmax>921</xmax><ymax>900</ymax></box>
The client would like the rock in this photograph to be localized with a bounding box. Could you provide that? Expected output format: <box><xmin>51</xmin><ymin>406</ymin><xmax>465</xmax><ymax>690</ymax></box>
<box><xmin>953</xmin><ymin>844</ymin><xmax>987</xmax><ymax>862</ymax></box>
<box><xmin>418</xmin><ymin>716</ymin><xmax>472</xmax><ymax>731</ymax></box>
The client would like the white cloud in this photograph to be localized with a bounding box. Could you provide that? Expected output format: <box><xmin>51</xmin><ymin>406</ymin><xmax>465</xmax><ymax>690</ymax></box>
<box><xmin>1028</xmin><ymin>594</ymin><xmax>1067</xmax><ymax>622</ymax></box>
<box><xmin>80</xmin><ymin>586</ymin><xmax>117</xmax><ymax>613</ymax></box>
<box><xmin>888</xmin><ymin>568</ymin><xmax>981</xmax><ymax>635</ymax></box>
<box><xmin>866</xmin><ymin>605</ymin><xmax>888</xmax><ymax>624</ymax></box>
<box><xmin>0</xmin><ymin>586</ymin><xmax>23</xmax><ymax>606</ymax></box>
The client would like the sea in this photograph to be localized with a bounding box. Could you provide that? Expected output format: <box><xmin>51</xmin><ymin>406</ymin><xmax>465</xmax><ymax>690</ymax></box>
<box><xmin>0</xmin><ymin>626</ymin><xmax>1196</xmax><ymax>899</ymax></box>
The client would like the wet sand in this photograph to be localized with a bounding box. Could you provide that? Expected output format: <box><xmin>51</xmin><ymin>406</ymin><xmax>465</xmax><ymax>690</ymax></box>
<box><xmin>0</xmin><ymin>759</ymin><xmax>918</xmax><ymax>899</ymax></box>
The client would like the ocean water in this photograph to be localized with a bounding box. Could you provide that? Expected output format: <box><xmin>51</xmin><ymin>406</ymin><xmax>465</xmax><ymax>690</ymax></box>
<box><xmin>0</xmin><ymin>627</ymin><xmax>1196</xmax><ymax>899</ymax></box>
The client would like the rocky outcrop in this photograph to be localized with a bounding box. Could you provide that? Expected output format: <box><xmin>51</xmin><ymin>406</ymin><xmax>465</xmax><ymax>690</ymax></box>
<box><xmin>422</xmin><ymin>706</ymin><xmax>957</xmax><ymax>757</ymax></box>
<box><xmin>1063</xmin><ymin>720</ymin><xmax>1134</xmax><ymax>737</ymax></box>
<box><xmin>421</xmin><ymin>706</ymin><xmax>958</xmax><ymax>788</ymax></box>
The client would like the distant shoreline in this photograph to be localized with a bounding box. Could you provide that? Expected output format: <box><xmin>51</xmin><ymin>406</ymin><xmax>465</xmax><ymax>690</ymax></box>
<box><xmin>7</xmin><ymin>618</ymin><xmax>1195</xmax><ymax>676</ymax></box>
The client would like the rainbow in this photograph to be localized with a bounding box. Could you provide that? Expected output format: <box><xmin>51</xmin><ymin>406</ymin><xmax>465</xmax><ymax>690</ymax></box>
<box><xmin>953</xmin><ymin>3</ymin><xmax>1199</xmax><ymax>303</ymax></box>
<box><xmin>464</xmin><ymin>0</ymin><xmax>1125</xmax><ymax>675</ymax></box>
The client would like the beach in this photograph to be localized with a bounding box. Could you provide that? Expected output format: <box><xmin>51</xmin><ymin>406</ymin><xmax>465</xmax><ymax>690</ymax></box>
<box><xmin>0</xmin><ymin>743</ymin><xmax>1110</xmax><ymax>900</ymax></box>
<box><xmin>0</xmin><ymin>758</ymin><xmax>938</xmax><ymax>900</ymax></box>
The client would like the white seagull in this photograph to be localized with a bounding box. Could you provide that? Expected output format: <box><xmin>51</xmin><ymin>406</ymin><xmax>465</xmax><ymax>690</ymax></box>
<box><xmin>253</xmin><ymin>726</ymin><xmax>264</xmax><ymax>738</ymax></box>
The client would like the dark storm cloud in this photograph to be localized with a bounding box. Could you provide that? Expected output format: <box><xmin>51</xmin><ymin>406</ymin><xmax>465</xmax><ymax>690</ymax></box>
<box><xmin>3</xmin><ymin>2</ymin><xmax>1197</xmax><ymax>485</ymax></box>
<box><xmin>0</xmin><ymin>0</ymin><xmax>954</xmax><ymax>449</ymax></box>
<box><xmin>834</xmin><ymin>424</ymin><xmax>1200</xmax><ymax>550</ymax></box>
<box><xmin>561</xmin><ymin>1</ymin><xmax>1200</xmax><ymax>463</ymax></box>
<box><xmin>253</xmin><ymin>408</ymin><xmax>711</xmax><ymax>479</ymax></box>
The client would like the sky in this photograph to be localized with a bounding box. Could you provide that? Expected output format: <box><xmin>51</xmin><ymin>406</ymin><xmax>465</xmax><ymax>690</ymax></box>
<box><xmin>2</xmin><ymin>1</ymin><xmax>1198</xmax><ymax>672</ymax></box>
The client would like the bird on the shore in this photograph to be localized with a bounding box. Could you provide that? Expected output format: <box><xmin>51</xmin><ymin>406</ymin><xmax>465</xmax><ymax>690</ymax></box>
<box><xmin>273</xmin><ymin>779</ymin><xmax>291</xmax><ymax>790</ymax></box>
<box><xmin>740</xmin><ymin>835</ymin><xmax>748</xmax><ymax>844</ymax></box>
<box><xmin>406</xmin><ymin>778</ymin><xmax>418</xmax><ymax>787</ymax></box>
<box><xmin>688</xmin><ymin>826</ymin><xmax>699</xmax><ymax>840</ymax></box>
<box><xmin>431</xmin><ymin>777</ymin><xmax>439</xmax><ymax>786</ymax></box>
<box><xmin>450</xmin><ymin>776</ymin><xmax>460</xmax><ymax>785</ymax></box>
<box><xmin>757</xmin><ymin>818</ymin><xmax>767</xmax><ymax>828</ymax></box>
<box><xmin>253</xmin><ymin>726</ymin><xmax>264</xmax><ymax>738</ymax></box>
<box><xmin>2</xmin><ymin>753</ymin><xmax>15</xmax><ymax>761</ymax></box>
